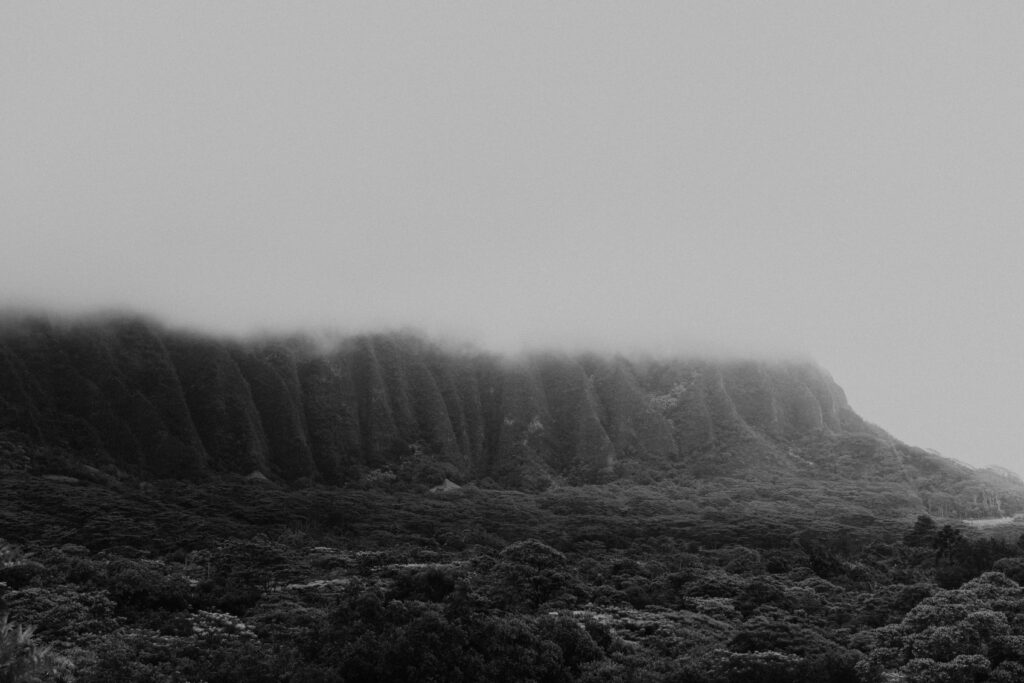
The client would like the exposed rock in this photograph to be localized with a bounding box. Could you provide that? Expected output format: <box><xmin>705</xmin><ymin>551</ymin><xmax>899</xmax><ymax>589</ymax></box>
<box><xmin>429</xmin><ymin>478</ymin><xmax>461</xmax><ymax>494</ymax></box>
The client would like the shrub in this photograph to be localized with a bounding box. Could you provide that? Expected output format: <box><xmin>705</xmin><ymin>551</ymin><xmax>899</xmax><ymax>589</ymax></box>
<box><xmin>0</xmin><ymin>614</ymin><xmax>73</xmax><ymax>683</ymax></box>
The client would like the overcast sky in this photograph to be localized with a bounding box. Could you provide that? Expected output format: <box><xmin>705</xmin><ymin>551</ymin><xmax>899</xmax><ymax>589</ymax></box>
<box><xmin>3</xmin><ymin>3</ymin><xmax>1023</xmax><ymax>474</ymax></box>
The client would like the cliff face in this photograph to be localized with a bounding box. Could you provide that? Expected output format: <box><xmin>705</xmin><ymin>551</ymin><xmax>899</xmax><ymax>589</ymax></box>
<box><xmin>0</xmin><ymin>315</ymin><xmax>1019</xmax><ymax>515</ymax></box>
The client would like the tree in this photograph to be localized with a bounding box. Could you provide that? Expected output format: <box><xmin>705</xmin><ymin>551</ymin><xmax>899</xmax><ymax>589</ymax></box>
<box><xmin>484</xmin><ymin>540</ymin><xmax>581</xmax><ymax>610</ymax></box>
<box><xmin>904</xmin><ymin>515</ymin><xmax>937</xmax><ymax>547</ymax></box>
<box><xmin>933</xmin><ymin>525</ymin><xmax>964</xmax><ymax>564</ymax></box>
<box><xmin>860</xmin><ymin>572</ymin><xmax>1024</xmax><ymax>681</ymax></box>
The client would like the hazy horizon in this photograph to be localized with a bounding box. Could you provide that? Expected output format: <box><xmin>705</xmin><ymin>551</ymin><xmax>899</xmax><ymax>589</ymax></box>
<box><xmin>3</xmin><ymin>3</ymin><xmax>1023</xmax><ymax>474</ymax></box>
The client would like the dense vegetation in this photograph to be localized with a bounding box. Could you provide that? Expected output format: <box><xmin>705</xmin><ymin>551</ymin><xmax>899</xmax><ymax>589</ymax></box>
<box><xmin>3</xmin><ymin>457</ymin><xmax>1024</xmax><ymax>682</ymax></box>
<box><xmin>4</xmin><ymin>313</ymin><xmax>1024</xmax><ymax>681</ymax></box>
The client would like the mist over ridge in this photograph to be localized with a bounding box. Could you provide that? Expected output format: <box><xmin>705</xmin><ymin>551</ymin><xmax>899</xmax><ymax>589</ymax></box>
<box><xmin>2</xmin><ymin>307</ymin><xmax>1020</xmax><ymax>518</ymax></box>
<box><xmin>0</xmin><ymin>303</ymin><xmax>817</xmax><ymax>366</ymax></box>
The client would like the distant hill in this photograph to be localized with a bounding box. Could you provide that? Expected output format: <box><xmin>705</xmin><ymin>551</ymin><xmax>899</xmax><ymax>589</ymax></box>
<box><xmin>1</xmin><ymin>313</ymin><xmax>1021</xmax><ymax>517</ymax></box>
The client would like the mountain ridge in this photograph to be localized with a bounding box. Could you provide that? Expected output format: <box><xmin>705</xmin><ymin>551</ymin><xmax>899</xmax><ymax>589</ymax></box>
<box><xmin>0</xmin><ymin>313</ymin><xmax>1020</xmax><ymax>517</ymax></box>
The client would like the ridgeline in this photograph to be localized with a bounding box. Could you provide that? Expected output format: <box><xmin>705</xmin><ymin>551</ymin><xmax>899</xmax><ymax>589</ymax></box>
<box><xmin>0</xmin><ymin>313</ymin><xmax>1020</xmax><ymax>517</ymax></box>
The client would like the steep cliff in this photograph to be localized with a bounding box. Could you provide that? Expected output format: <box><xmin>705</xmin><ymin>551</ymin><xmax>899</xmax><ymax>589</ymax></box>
<box><xmin>0</xmin><ymin>314</ymin><xmax>1020</xmax><ymax>516</ymax></box>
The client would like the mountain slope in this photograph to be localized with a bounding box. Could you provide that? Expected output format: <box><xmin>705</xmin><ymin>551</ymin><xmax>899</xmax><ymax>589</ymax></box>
<box><xmin>0</xmin><ymin>314</ymin><xmax>1020</xmax><ymax>516</ymax></box>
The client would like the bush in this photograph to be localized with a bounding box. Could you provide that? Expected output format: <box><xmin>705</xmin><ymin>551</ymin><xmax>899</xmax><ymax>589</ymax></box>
<box><xmin>0</xmin><ymin>614</ymin><xmax>73</xmax><ymax>683</ymax></box>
